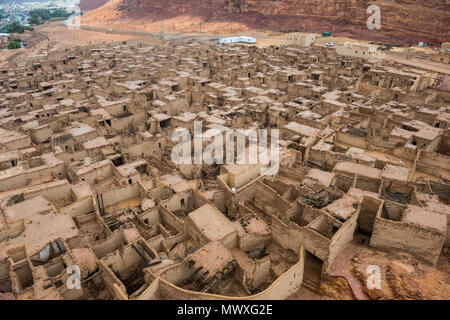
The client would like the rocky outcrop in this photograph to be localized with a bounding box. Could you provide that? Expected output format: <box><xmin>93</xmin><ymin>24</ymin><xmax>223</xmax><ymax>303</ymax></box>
<box><xmin>350</xmin><ymin>247</ymin><xmax>450</xmax><ymax>300</ymax></box>
<box><xmin>82</xmin><ymin>0</ymin><xmax>450</xmax><ymax>45</ymax></box>
<box><xmin>320</xmin><ymin>244</ymin><xmax>449</xmax><ymax>300</ymax></box>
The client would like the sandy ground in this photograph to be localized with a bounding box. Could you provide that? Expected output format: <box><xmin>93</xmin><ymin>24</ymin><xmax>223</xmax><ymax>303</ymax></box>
<box><xmin>39</xmin><ymin>24</ymin><xmax>145</xmax><ymax>51</ymax></box>
<box><xmin>0</xmin><ymin>22</ymin><xmax>148</xmax><ymax>66</ymax></box>
<box><xmin>0</xmin><ymin>49</ymin><xmax>23</xmax><ymax>67</ymax></box>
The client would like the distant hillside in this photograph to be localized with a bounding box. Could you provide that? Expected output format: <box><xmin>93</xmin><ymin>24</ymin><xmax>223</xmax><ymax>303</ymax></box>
<box><xmin>81</xmin><ymin>0</ymin><xmax>450</xmax><ymax>45</ymax></box>
<box><xmin>78</xmin><ymin>0</ymin><xmax>109</xmax><ymax>11</ymax></box>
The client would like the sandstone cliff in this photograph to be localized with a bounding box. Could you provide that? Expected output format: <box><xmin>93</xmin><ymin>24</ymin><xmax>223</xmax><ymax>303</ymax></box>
<box><xmin>81</xmin><ymin>0</ymin><xmax>450</xmax><ymax>45</ymax></box>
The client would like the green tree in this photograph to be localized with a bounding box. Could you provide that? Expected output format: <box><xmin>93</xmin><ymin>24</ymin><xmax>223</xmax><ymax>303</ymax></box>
<box><xmin>7</xmin><ymin>40</ymin><xmax>21</xmax><ymax>50</ymax></box>
<box><xmin>29</xmin><ymin>15</ymin><xmax>41</xmax><ymax>25</ymax></box>
<box><xmin>29</xmin><ymin>8</ymin><xmax>72</xmax><ymax>22</ymax></box>
<box><xmin>0</xmin><ymin>22</ymin><xmax>33</xmax><ymax>33</ymax></box>
<box><xmin>3</xmin><ymin>22</ymin><xmax>25</xmax><ymax>34</ymax></box>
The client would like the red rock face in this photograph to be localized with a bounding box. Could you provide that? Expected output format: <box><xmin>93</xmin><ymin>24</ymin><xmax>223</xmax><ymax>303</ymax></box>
<box><xmin>79</xmin><ymin>0</ymin><xmax>110</xmax><ymax>11</ymax></box>
<box><xmin>90</xmin><ymin>0</ymin><xmax>450</xmax><ymax>45</ymax></box>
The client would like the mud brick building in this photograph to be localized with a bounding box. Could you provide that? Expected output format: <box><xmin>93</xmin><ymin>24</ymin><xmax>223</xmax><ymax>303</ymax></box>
<box><xmin>0</xmin><ymin>37</ymin><xmax>448</xmax><ymax>300</ymax></box>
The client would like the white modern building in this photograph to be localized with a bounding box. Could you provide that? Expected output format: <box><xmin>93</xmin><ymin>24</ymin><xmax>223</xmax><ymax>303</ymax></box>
<box><xmin>219</xmin><ymin>36</ymin><xmax>257</xmax><ymax>45</ymax></box>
